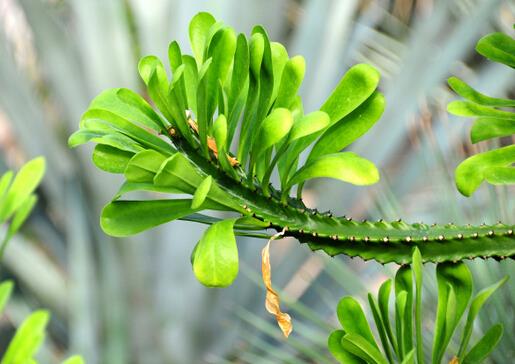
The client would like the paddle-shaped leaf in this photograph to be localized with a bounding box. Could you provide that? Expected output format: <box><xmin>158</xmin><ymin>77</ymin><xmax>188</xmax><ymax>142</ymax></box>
<box><xmin>458</xmin><ymin>276</ymin><xmax>508</xmax><ymax>359</ymax></box>
<box><xmin>337</xmin><ymin>296</ymin><xmax>379</xmax><ymax>350</ymax></box>
<box><xmin>308</xmin><ymin>92</ymin><xmax>385</xmax><ymax>161</ymax></box>
<box><xmin>368</xmin><ymin>294</ymin><xmax>394</xmax><ymax>362</ymax></box>
<box><xmin>189</xmin><ymin>12</ymin><xmax>216</xmax><ymax>66</ymax></box>
<box><xmin>412</xmin><ymin>248</ymin><xmax>424</xmax><ymax>364</ymax></box>
<box><xmin>432</xmin><ymin>262</ymin><xmax>472</xmax><ymax>364</ymax></box>
<box><xmin>462</xmin><ymin>324</ymin><xmax>504</xmax><ymax>364</ymax></box>
<box><xmin>470</xmin><ymin>118</ymin><xmax>515</xmax><ymax>143</ymax></box>
<box><xmin>328</xmin><ymin>330</ymin><xmax>365</xmax><ymax>364</ymax></box>
<box><xmin>455</xmin><ymin>144</ymin><xmax>515</xmax><ymax>196</ymax></box>
<box><xmin>256</xmin><ymin>108</ymin><xmax>293</xmax><ymax>155</ymax></box>
<box><xmin>448</xmin><ymin>101</ymin><xmax>515</xmax><ymax>120</ymax></box>
<box><xmin>274</xmin><ymin>55</ymin><xmax>305</xmax><ymax>109</ymax></box>
<box><xmin>191</xmin><ymin>176</ymin><xmax>212</xmax><ymax>209</ymax></box>
<box><xmin>320</xmin><ymin>63</ymin><xmax>380</xmax><ymax>125</ymax></box>
<box><xmin>0</xmin><ymin>171</ymin><xmax>13</xmax><ymax>201</ymax></box>
<box><xmin>0</xmin><ymin>157</ymin><xmax>45</xmax><ymax>223</ymax></box>
<box><xmin>287</xmin><ymin>152</ymin><xmax>379</xmax><ymax>189</ymax></box>
<box><xmin>395</xmin><ymin>265</ymin><xmax>413</xmax><ymax>357</ymax></box>
<box><xmin>476</xmin><ymin>32</ymin><xmax>515</xmax><ymax>68</ymax></box>
<box><xmin>101</xmin><ymin>199</ymin><xmax>203</xmax><ymax>237</ymax></box>
<box><xmin>395</xmin><ymin>290</ymin><xmax>408</xmax><ymax>360</ymax></box>
<box><xmin>341</xmin><ymin>333</ymin><xmax>389</xmax><ymax>364</ymax></box>
<box><xmin>192</xmin><ymin>219</ymin><xmax>239</xmax><ymax>287</ymax></box>
<box><xmin>124</xmin><ymin>150</ymin><xmax>168</xmax><ymax>183</ymax></box>
<box><xmin>378</xmin><ymin>279</ymin><xmax>398</xmax><ymax>356</ymax></box>
<box><xmin>448</xmin><ymin>77</ymin><xmax>515</xmax><ymax>107</ymax></box>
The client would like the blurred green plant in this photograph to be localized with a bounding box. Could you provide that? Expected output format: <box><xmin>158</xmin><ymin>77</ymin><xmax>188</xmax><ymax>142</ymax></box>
<box><xmin>328</xmin><ymin>249</ymin><xmax>507</xmax><ymax>364</ymax></box>
<box><xmin>0</xmin><ymin>158</ymin><xmax>83</xmax><ymax>363</ymax></box>
<box><xmin>447</xmin><ymin>29</ymin><xmax>515</xmax><ymax>197</ymax></box>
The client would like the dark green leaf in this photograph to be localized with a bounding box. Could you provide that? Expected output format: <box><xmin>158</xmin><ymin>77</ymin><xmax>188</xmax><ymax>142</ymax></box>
<box><xmin>341</xmin><ymin>333</ymin><xmax>389</xmax><ymax>364</ymax></box>
<box><xmin>378</xmin><ymin>279</ymin><xmax>398</xmax><ymax>356</ymax></box>
<box><xmin>192</xmin><ymin>219</ymin><xmax>239</xmax><ymax>287</ymax></box>
<box><xmin>463</xmin><ymin>324</ymin><xmax>504</xmax><ymax>364</ymax></box>
<box><xmin>336</xmin><ymin>296</ymin><xmax>379</xmax><ymax>350</ymax></box>
<box><xmin>395</xmin><ymin>290</ymin><xmax>408</xmax><ymax>360</ymax></box>
<box><xmin>395</xmin><ymin>265</ymin><xmax>413</xmax><ymax>357</ymax></box>
<box><xmin>432</xmin><ymin>262</ymin><xmax>473</xmax><ymax>364</ymax></box>
<box><xmin>92</xmin><ymin>144</ymin><xmax>134</xmax><ymax>174</ymax></box>
<box><xmin>328</xmin><ymin>330</ymin><xmax>365</xmax><ymax>364</ymax></box>
<box><xmin>368</xmin><ymin>294</ymin><xmax>394</xmax><ymax>363</ymax></box>
<box><xmin>458</xmin><ymin>276</ymin><xmax>508</xmax><ymax>359</ymax></box>
<box><xmin>412</xmin><ymin>248</ymin><xmax>424</xmax><ymax>364</ymax></box>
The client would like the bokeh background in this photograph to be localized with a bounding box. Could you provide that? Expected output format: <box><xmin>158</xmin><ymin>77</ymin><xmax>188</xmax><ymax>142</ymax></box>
<box><xmin>0</xmin><ymin>0</ymin><xmax>514</xmax><ymax>363</ymax></box>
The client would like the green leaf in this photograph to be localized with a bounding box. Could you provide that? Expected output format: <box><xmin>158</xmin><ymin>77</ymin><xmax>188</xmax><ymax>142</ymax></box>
<box><xmin>61</xmin><ymin>356</ymin><xmax>85</xmax><ymax>364</ymax></box>
<box><xmin>254</xmin><ymin>108</ymin><xmax>293</xmax><ymax>157</ymax></box>
<box><xmin>395</xmin><ymin>290</ymin><xmax>408</xmax><ymax>360</ymax></box>
<box><xmin>448</xmin><ymin>101</ymin><xmax>515</xmax><ymax>120</ymax></box>
<box><xmin>328</xmin><ymin>330</ymin><xmax>365</xmax><ymax>363</ymax></box>
<box><xmin>192</xmin><ymin>219</ymin><xmax>239</xmax><ymax>287</ymax></box>
<box><xmin>189</xmin><ymin>12</ymin><xmax>217</xmax><ymax>66</ymax></box>
<box><xmin>395</xmin><ymin>265</ymin><xmax>413</xmax><ymax>357</ymax></box>
<box><xmin>432</xmin><ymin>262</ymin><xmax>473</xmax><ymax>364</ymax></box>
<box><xmin>0</xmin><ymin>157</ymin><xmax>45</xmax><ymax>223</ymax></box>
<box><xmin>320</xmin><ymin>63</ymin><xmax>380</xmax><ymax>125</ymax></box>
<box><xmin>69</xmin><ymin>130</ymin><xmax>144</xmax><ymax>154</ymax></box>
<box><xmin>101</xmin><ymin>199</ymin><xmax>203</xmax><ymax>237</ymax></box>
<box><xmin>269</xmin><ymin>41</ymin><xmax>289</xmax><ymax>105</ymax></box>
<box><xmin>191</xmin><ymin>176</ymin><xmax>212</xmax><ymax>209</ymax></box>
<box><xmin>462</xmin><ymin>324</ymin><xmax>504</xmax><ymax>364</ymax></box>
<box><xmin>401</xmin><ymin>349</ymin><xmax>415</xmax><ymax>364</ymax></box>
<box><xmin>336</xmin><ymin>296</ymin><xmax>379</xmax><ymax>350</ymax></box>
<box><xmin>484</xmin><ymin>166</ymin><xmax>515</xmax><ymax>185</ymax></box>
<box><xmin>455</xmin><ymin>144</ymin><xmax>515</xmax><ymax>196</ymax></box>
<box><xmin>367</xmin><ymin>294</ymin><xmax>394</xmax><ymax>363</ymax></box>
<box><xmin>476</xmin><ymin>32</ymin><xmax>515</xmax><ymax>68</ymax></box>
<box><xmin>288</xmin><ymin>111</ymin><xmax>330</xmax><ymax>142</ymax></box>
<box><xmin>1</xmin><ymin>195</ymin><xmax>37</xmax><ymax>258</ymax></box>
<box><xmin>447</xmin><ymin>77</ymin><xmax>515</xmax><ymax>107</ymax></box>
<box><xmin>0</xmin><ymin>280</ymin><xmax>14</xmax><ymax>314</ymax></box>
<box><xmin>113</xmin><ymin>181</ymin><xmax>184</xmax><ymax>200</ymax></box>
<box><xmin>168</xmin><ymin>41</ymin><xmax>182</xmax><ymax>74</ymax></box>
<box><xmin>92</xmin><ymin>144</ymin><xmax>134</xmax><ymax>174</ymax></box>
<box><xmin>308</xmin><ymin>92</ymin><xmax>385</xmax><ymax>161</ymax></box>
<box><xmin>229</xmin><ymin>34</ymin><xmax>249</xmax><ymax>107</ymax></box>
<box><xmin>274</xmin><ymin>55</ymin><xmax>305</xmax><ymax>109</ymax></box>
<box><xmin>341</xmin><ymin>333</ymin><xmax>389</xmax><ymax>364</ymax></box>
<box><xmin>124</xmin><ymin>150</ymin><xmax>168</xmax><ymax>183</ymax></box>
<box><xmin>81</xmin><ymin>109</ymin><xmax>174</xmax><ymax>156</ymax></box>
<box><xmin>287</xmin><ymin>152</ymin><xmax>380</xmax><ymax>189</ymax></box>
<box><xmin>89</xmin><ymin>88</ymin><xmax>166</xmax><ymax>132</ymax></box>
<box><xmin>181</xmin><ymin>55</ymin><xmax>199</xmax><ymax>114</ymax></box>
<box><xmin>1</xmin><ymin>310</ymin><xmax>50</xmax><ymax>364</ymax></box>
<box><xmin>0</xmin><ymin>171</ymin><xmax>13</xmax><ymax>201</ymax></box>
<box><xmin>138</xmin><ymin>55</ymin><xmax>169</xmax><ymax>88</ymax></box>
<box><xmin>412</xmin><ymin>248</ymin><xmax>424</xmax><ymax>364</ymax></box>
<box><xmin>378</xmin><ymin>279</ymin><xmax>398</xmax><ymax>356</ymax></box>
<box><xmin>458</xmin><ymin>276</ymin><xmax>508</xmax><ymax>359</ymax></box>
<box><xmin>249</xmin><ymin>32</ymin><xmax>265</xmax><ymax>80</ymax></box>
<box><xmin>470</xmin><ymin>117</ymin><xmax>515</xmax><ymax>143</ymax></box>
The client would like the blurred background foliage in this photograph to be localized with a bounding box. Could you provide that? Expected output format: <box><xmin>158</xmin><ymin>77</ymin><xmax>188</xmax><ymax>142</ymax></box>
<box><xmin>0</xmin><ymin>0</ymin><xmax>513</xmax><ymax>363</ymax></box>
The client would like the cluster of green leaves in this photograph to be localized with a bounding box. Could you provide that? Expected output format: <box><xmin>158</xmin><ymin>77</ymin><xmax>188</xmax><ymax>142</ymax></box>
<box><xmin>69</xmin><ymin>12</ymin><xmax>385</xmax><ymax>287</ymax></box>
<box><xmin>448</xmin><ymin>29</ymin><xmax>515</xmax><ymax>196</ymax></box>
<box><xmin>328</xmin><ymin>249</ymin><xmax>507</xmax><ymax>364</ymax></box>
<box><xmin>0</xmin><ymin>281</ymin><xmax>83</xmax><ymax>364</ymax></box>
<box><xmin>0</xmin><ymin>157</ymin><xmax>45</xmax><ymax>260</ymax></box>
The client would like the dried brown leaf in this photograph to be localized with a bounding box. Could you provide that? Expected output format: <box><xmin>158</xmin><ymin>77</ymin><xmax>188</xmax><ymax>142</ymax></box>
<box><xmin>261</xmin><ymin>230</ymin><xmax>292</xmax><ymax>338</ymax></box>
<box><xmin>449</xmin><ymin>357</ymin><xmax>459</xmax><ymax>364</ymax></box>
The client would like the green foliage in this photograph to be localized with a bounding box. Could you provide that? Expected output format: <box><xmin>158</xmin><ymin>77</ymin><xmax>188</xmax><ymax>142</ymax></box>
<box><xmin>0</xmin><ymin>157</ymin><xmax>45</xmax><ymax>260</ymax></box>
<box><xmin>447</xmin><ymin>30</ymin><xmax>515</xmax><ymax>196</ymax></box>
<box><xmin>69</xmin><ymin>12</ymin><xmax>515</xmax><ymax>288</ymax></box>
<box><xmin>328</xmin><ymin>249</ymin><xmax>508</xmax><ymax>364</ymax></box>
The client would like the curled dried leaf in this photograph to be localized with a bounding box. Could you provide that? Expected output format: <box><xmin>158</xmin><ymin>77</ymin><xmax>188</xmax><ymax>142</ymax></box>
<box><xmin>261</xmin><ymin>230</ymin><xmax>292</xmax><ymax>338</ymax></box>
